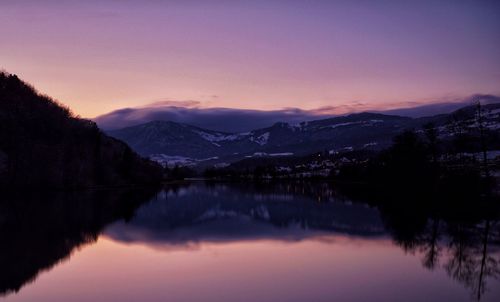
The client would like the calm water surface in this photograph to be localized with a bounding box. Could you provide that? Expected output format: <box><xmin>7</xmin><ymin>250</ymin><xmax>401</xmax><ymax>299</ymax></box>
<box><xmin>1</xmin><ymin>182</ymin><xmax>499</xmax><ymax>301</ymax></box>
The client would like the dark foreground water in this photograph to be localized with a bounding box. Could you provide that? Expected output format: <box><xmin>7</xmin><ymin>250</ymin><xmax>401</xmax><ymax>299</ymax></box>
<box><xmin>1</xmin><ymin>182</ymin><xmax>499</xmax><ymax>302</ymax></box>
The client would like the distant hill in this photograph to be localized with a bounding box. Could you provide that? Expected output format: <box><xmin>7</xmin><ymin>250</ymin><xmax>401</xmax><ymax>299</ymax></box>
<box><xmin>108</xmin><ymin>103</ymin><xmax>500</xmax><ymax>168</ymax></box>
<box><xmin>107</xmin><ymin>112</ymin><xmax>411</xmax><ymax>166</ymax></box>
<box><xmin>0</xmin><ymin>72</ymin><xmax>162</xmax><ymax>189</ymax></box>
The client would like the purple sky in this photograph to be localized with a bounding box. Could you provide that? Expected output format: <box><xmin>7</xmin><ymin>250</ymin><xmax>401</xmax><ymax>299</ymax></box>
<box><xmin>1</xmin><ymin>0</ymin><xmax>499</xmax><ymax>118</ymax></box>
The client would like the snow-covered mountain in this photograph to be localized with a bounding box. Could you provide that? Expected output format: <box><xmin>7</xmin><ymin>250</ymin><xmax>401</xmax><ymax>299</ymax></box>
<box><xmin>107</xmin><ymin>103</ymin><xmax>500</xmax><ymax>167</ymax></box>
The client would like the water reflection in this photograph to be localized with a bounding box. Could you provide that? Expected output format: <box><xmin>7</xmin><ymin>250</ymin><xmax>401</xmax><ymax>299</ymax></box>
<box><xmin>0</xmin><ymin>182</ymin><xmax>499</xmax><ymax>301</ymax></box>
<box><xmin>105</xmin><ymin>183</ymin><xmax>385</xmax><ymax>249</ymax></box>
<box><xmin>0</xmin><ymin>188</ymin><xmax>157</xmax><ymax>296</ymax></box>
<box><xmin>446</xmin><ymin>220</ymin><xmax>500</xmax><ymax>300</ymax></box>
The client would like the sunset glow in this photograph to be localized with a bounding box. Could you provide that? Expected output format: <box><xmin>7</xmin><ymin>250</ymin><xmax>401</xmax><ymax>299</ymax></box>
<box><xmin>1</xmin><ymin>0</ymin><xmax>499</xmax><ymax>118</ymax></box>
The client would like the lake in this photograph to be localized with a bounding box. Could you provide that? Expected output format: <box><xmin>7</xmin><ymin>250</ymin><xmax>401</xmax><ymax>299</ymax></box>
<box><xmin>1</xmin><ymin>182</ymin><xmax>499</xmax><ymax>302</ymax></box>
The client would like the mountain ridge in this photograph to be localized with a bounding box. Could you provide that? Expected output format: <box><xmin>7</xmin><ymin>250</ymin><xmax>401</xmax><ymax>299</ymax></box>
<box><xmin>107</xmin><ymin>102</ymin><xmax>500</xmax><ymax>168</ymax></box>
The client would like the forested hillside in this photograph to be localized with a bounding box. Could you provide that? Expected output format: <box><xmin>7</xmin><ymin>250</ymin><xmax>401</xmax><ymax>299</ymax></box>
<box><xmin>0</xmin><ymin>72</ymin><xmax>162</xmax><ymax>189</ymax></box>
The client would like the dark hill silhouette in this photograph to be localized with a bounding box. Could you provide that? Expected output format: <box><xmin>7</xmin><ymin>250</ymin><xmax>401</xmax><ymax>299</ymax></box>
<box><xmin>0</xmin><ymin>72</ymin><xmax>162</xmax><ymax>189</ymax></box>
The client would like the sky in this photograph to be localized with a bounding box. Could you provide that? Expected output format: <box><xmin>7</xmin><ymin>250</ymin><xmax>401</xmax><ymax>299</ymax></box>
<box><xmin>1</xmin><ymin>0</ymin><xmax>499</xmax><ymax>118</ymax></box>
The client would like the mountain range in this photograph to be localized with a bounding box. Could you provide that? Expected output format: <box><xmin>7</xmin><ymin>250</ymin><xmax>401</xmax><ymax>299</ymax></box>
<box><xmin>107</xmin><ymin>103</ymin><xmax>500</xmax><ymax>168</ymax></box>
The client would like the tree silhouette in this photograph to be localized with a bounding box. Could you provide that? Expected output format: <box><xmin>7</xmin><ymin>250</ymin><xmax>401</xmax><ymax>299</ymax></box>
<box><xmin>0</xmin><ymin>71</ymin><xmax>162</xmax><ymax>188</ymax></box>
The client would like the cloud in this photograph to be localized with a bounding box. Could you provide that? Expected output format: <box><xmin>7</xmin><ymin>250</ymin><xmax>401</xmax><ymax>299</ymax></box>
<box><xmin>377</xmin><ymin>94</ymin><xmax>500</xmax><ymax>117</ymax></box>
<box><xmin>93</xmin><ymin>94</ymin><xmax>500</xmax><ymax>132</ymax></box>
<box><xmin>142</xmin><ymin>99</ymin><xmax>201</xmax><ymax>108</ymax></box>
<box><xmin>94</xmin><ymin>105</ymin><xmax>330</xmax><ymax>132</ymax></box>
<box><xmin>306</xmin><ymin>102</ymin><xmax>372</xmax><ymax>115</ymax></box>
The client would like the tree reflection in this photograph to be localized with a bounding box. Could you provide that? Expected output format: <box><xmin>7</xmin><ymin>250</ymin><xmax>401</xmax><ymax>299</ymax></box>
<box><xmin>117</xmin><ymin>181</ymin><xmax>500</xmax><ymax>301</ymax></box>
<box><xmin>385</xmin><ymin>211</ymin><xmax>500</xmax><ymax>300</ymax></box>
<box><xmin>154</xmin><ymin>181</ymin><xmax>500</xmax><ymax>300</ymax></box>
<box><xmin>420</xmin><ymin>219</ymin><xmax>442</xmax><ymax>270</ymax></box>
<box><xmin>445</xmin><ymin>223</ymin><xmax>477</xmax><ymax>292</ymax></box>
<box><xmin>429</xmin><ymin>220</ymin><xmax>499</xmax><ymax>300</ymax></box>
<box><xmin>0</xmin><ymin>181</ymin><xmax>499</xmax><ymax>301</ymax></box>
<box><xmin>0</xmin><ymin>188</ymin><xmax>157</xmax><ymax>296</ymax></box>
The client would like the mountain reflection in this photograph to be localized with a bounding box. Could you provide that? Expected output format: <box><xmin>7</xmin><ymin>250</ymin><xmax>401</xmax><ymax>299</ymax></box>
<box><xmin>1</xmin><ymin>182</ymin><xmax>499</xmax><ymax>300</ymax></box>
<box><xmin>104</xmin><ymin>182</ymin><xmax>385</xmax><ymax>248</ymax></box>
<box><xmin>105</xmin><ymin>182</ymin><xmax>500</xmax><ymax>300</ymax></box>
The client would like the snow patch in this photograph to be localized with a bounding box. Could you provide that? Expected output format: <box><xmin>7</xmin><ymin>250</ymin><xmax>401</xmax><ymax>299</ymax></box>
<box><xmin>213</xmin><ymin>162</ymin><xmax>230</xmax><ymax>168</ymax></box>
<box><xmin>149</xmin><ymin>154</ymin><xmax>219</xmax><ymax>167</ymax></box>
<box><xmin>269</xmin><ymin>152</ymin><xmax>294</xmax><ymax>156</ymax></box>
<box><xmin>325</xmin><ymin>119</ymin><xmax>384</xmax><ymax>129</ymax></box>
<box><xmin>251</xmin><ymin>132</ymin><xmax>270</xmax><ymax>145</ymax></box>
<box><xmin>149</xmin><ymin>154</ymin><xmax>197</xmax><ymax>168</ymax></box>
<box><xmin>193</xmin><ymin>130</ymin><xmax>251</xmax><ymax>142</ymax></box>
<box><xmin>327</xmin><ymin>122</ymin><xmax>359</xmax><ymax>129</ymax></box>
<box><xmin>363</xmin><ymin>142</ymin><xmax>378</xmax><ymax>148</ymax></box>
<box><xmin>244</xmin><ymin>152</ymin><xmax>293</xmax><ymax>158</ymax></box>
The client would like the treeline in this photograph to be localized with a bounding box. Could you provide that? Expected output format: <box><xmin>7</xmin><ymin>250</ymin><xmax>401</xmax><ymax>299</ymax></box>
<box><xmin>337</xmin><ymin>104</ymin><xmax>500</xmax><ymax>187</ymax></box>
<box><xmin>0</xmin><ymin>72</ymin><xmax>162</xmax><ymax>189</ymax></box>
